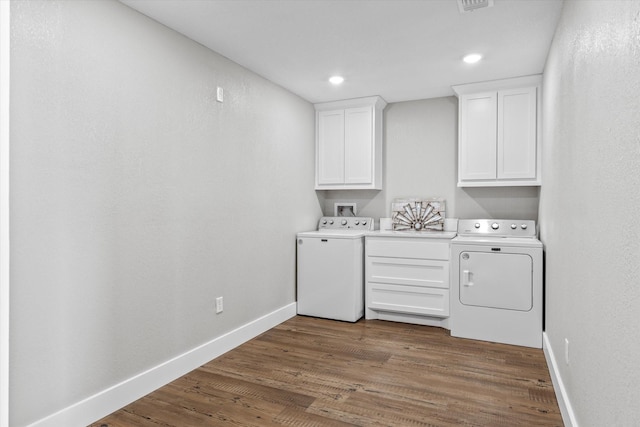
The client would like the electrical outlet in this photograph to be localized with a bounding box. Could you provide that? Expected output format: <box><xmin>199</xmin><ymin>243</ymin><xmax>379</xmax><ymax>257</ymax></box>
<box><xmin>216</xmin><ymin>86</ymin><xmax>224</xmax><ymax>103</ymax></box>
<box><xmin>564</xmin><ymin>338</ymin><xmax>569</xmax><ymax>364</ymax></box>
<box><xmin>215</xmin><ymin>296</ymin><xmax>223</xmax><ymax>314</ymax></box>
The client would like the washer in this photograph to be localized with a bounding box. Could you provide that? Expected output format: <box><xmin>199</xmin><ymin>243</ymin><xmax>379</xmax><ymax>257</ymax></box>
<box><xmin>297</xmin><ymin>216</ymin><xmax>373</xmax><ymax>322</ymax></box>
<box><xmin>450</xmin><ymin>219</ymin><xmax>543</xmax><ymax>348</ymax></box>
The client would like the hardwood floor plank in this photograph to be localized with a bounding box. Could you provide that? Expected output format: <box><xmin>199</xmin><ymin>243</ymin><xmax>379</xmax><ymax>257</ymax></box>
<box><xmin>91</xmin><ymin>316</ymin><xmax>563</xmax><ymax>427</ymax></box>
<box><xmin>120</xmin><ymin>393</ymin><xmax>214</xmax><ymax>426</ymax></box>
<box><xmin>272</xmin><ymin>406</ymin><xmax>356</xmax><ymax>427</ymax></box>
<box><xmin>308</xmin><ymin>389</ymin><xmax>447</xmax><ymax>426</ymax></box>
<box><xmin>201</xmin><ymin>359</ymin><xmax>359</xmax><ymax>404</ymax></box>
<box><xmin>174</xmin><ymin>370</ymin><xmax>316</xmax><ymax>410</ymax></box>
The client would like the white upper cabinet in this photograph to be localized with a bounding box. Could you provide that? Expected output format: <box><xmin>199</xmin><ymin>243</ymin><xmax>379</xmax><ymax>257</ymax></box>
<box><xmin>315</xmin><ymin>96</ymin><xmax>387</xmax><ymax>190</ymax></box>
<box><xmin>453</xmin><ymin>75</ymin><xmax>541</xmax><ymax>187</ymax></box>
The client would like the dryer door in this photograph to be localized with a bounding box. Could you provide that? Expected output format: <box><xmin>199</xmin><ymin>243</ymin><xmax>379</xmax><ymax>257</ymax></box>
<box><xmin>459</xmin><ymin>251</ymin><xmax>533</xmax><ymax>311</ymax></box>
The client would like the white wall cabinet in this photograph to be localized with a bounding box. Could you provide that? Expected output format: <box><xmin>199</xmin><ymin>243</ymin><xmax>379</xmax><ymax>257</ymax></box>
<box><xmin>315</xmin><ymin>96</ymin><xmax>387</xmax><ymax>190</ymax></box>
<box><xmin>365</xmin><ymin>235</ymin><xmax>453</xmax><ymax>327</ymax></box>
<box><xmin>453</xmin><ymin>75</ymin><xmax>541</xmax><ymax>187</ymax></box>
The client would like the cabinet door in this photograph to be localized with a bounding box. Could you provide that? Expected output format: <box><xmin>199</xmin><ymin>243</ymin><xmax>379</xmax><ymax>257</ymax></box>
<box><xmin>317</xmin><ymin>110</ymin><xmax>345</xmax><ymax>185</ymax></box>
<box><xmin>344</xmin><ymin>106</ymin><xmax>373</xmax><ymax>184</ymax></box>
<box><xmin>497</xmin><ymin>87</ymin><xmax>537</xmax><ymax>179</ymax></box>
<box><xmin>459</xmin><ymin>92</ymin><xmax>497</xmax><ymax>181</ymax></box>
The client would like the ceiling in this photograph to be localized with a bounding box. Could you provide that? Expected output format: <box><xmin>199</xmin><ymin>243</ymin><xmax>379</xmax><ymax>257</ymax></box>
<box><xmin>119</xmin><ymin>0</ymin><xmax>564</xmax><ymax>104</ymax></box>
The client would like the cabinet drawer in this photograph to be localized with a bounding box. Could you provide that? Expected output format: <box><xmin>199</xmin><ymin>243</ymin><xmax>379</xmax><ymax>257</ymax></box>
<box><xmin>368</xmin><ymin>283</ymin><xmax>449</xmax><ymax>317</ymax></box>
<box><xmin>366</xmin><ymin>238</ymin><xmax>449</xmax><ymax>260</ymax></box>
<box><xmin>368</xmin><ymin>257</ymin><xmax>449</xmax><ymax>289</ymax></box>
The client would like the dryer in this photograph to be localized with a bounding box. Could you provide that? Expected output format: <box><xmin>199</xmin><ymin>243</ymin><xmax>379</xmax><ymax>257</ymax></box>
<box><xmin>450</xmin><ymin>219</ymin><xmax>543</xmax><ymax>348</ymax></box>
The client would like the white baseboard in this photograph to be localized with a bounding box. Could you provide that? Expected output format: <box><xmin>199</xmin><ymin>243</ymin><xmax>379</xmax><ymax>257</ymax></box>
<box><xmin>543</xmin><ymin>332</ymin><xmax>579</xmax><ymax>427</ymax></box>
<box><xmin>28</xmin><ymin>303</ymin><xmax>297</xmax><ymax>427</ymax></box>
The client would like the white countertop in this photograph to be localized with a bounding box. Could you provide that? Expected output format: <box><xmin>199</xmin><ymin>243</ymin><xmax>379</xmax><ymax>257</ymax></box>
<box><xmin>366</xmin><ymin>230</ymin><xmax>457</xmax><ymax>239</ymax></box>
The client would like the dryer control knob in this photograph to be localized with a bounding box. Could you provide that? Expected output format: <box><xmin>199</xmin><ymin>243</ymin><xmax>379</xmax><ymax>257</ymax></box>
<box><xmin>329</xmin><ymin>220</ymin><xmax>334</xmax><ymax>225</ymax></box>
<box><xmin>362</xmin><ymin>221</ymin><xmax>368</xmax><ymax>225</ymax></box>
<box><xmin>341</xmin><ymin>219</ymin><xmax>348</xmax><ymax>226</ymax></box>
<box><xmin>322</xmin><ymin>219</ymin><xmax>327</xmax><ymax>225</ymax></box>
<box><xmin>491</xmin><ymin>223</ymin><xmax>499</xmax><ymax>230</ymax></box>
<box><xmin>521</xmin><ymin>224</ymin><xmax>528</xmax><ymax>229</ymax></box>
<box><xmin>511</xmin><ymin>224</ymin><xmax>517</xmax><ymax>229</ymax></box>
<box><xmin>354</xmin><ymin>220</ymin><xmax>360</xmax><ymax>225</ymax></box>
<box><xmin>474</xmin><ymin>223</ymin><xmax>481</xmax><ymax>229</ymax></box>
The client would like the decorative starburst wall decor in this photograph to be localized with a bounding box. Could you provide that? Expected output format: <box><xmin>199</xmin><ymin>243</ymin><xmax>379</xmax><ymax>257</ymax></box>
<box><xmin>391</xmin><ymin>198</ymin><xmax>445</xmax><ymax>231</ymax></box>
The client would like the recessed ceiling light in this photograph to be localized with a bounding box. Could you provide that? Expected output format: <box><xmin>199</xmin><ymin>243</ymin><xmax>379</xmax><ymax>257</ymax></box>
<box><xmin>463</xmin><ymin>53</ymin><xmax>483</xmax><ymax>64</ymax></box>
<box><xmin>329</xmin><ymin>75</ymin><xmax>345</xmax><ymax>85</ymax></box>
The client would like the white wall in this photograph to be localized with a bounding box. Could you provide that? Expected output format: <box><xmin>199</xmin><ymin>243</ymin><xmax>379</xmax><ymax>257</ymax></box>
<box><xmin>9</xmin><ymin>1</ymin><xmax>321</xmax><ymax>425</ymax></box>
<box><xmin>322</xmin><ymin>96</ymin><xmax>540</xmax><ymax>221</ymax></box>
<box><xmin>0</xmin><ymin>2</ymin><xmax>11</xmax><ymax>426</ymax></box>
<box><xmin>539</xmin><ymin>1</ymin><xmax>640</xmax><ymax>425</ymax></box>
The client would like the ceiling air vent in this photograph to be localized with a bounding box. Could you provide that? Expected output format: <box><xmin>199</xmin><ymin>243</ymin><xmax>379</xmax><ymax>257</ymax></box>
<box><xmin>457</xmin><ymin>0</ymin><xmax>494</xmax><ymax>13</ymax></box>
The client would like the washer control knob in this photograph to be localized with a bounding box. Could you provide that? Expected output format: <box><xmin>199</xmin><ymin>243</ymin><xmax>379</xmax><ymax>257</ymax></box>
<box><xmin>474</xmin><ymin>223</ymin><xmax>481</xmax><ymax>229</ymax></box>
<box><xmin>341</xmin><ymin>219</ymin><xmax>348</xmax><ymax>226</ymax></box>
<box><xmin>511</xmin><ymin>223</ymin><xmax>517</xmax><ymax>229</ymax></box>
<box><xmin>362</xmin><ymin>221</ymin><xmax>368</xmax><ymax>226</ymax></box>
<box><xmin>491</xmin><ymin>223</ymin><xmax>499</xmax><ymax>230</ymax></box>
<box><xmin>322</xmin><ymin>219</ymin><xmax>327</xmax><ymax>225</ymax></box>
<box><xmin>329</xmin><ymin>220</ymin><xmax>334</xmax><ymax>225</ymax></box>
<box><xmin>521</xmin><ymin>224</ymin><xmax>528</xmax><ymax>229</ymax></box>
<box><xmin>354</xmin><ymin>220</ymin><xmax>360</xmax><ymax>225</ymax></box>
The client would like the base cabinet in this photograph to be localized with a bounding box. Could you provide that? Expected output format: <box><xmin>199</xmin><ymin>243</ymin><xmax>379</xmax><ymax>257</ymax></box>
<box><xmin>365</xmin><ymin>236</ymin><xmax>452</xmax><ymax>326</ymax></box>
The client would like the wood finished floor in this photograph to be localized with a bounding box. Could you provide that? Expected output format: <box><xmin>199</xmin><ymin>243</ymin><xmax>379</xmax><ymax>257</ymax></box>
<box><xmin>91</xmin><ymin>316</ymin><xmax>563</xmax><ymax>426</ymax></box>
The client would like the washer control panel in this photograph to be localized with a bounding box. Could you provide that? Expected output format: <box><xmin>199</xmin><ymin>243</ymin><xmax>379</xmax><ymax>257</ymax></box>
<box><xmin>459</xmin><ymin>219</ymin><xmax>536</xmax><ymax>238</ymax></box>
<box><xmin>318</xmin><ymin>216</ymin><xmax>375</xmax><ymax>230</ymax></box>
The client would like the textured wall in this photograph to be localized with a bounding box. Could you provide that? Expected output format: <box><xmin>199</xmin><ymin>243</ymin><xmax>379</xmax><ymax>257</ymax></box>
<box><xmin>322</xmin><ymin>97</ymin><xmax>540</xmax><ymax>222</ymax></box>
<box><xmin>9</xmin><ymin>1</ymin><xmax>320</xmax><ymax>425</ymax></box>
<box><xmin>539</xmin><ymin>1</ymin><xmax>640</xmax><ymax>425</ymax></box>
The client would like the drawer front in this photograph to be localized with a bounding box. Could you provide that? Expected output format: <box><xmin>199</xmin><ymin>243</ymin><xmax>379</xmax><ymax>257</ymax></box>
<box><xmin>366</xmin><ymin>238</ymin><xmax>449</xmax><ymax>260</ymax></box>
<box><xmin>368</xmin><ymin>283</ymin><xmax>449</xmax><ymax>317</ymax></box>
<box><xmin>368</xmin><ymin>257</ymin><xmax>449</xmax><ymax>289</ymax></box>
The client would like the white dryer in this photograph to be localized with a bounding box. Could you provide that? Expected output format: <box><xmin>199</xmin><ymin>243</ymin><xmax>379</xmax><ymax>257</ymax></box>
<box><xmin>297</xmin><ymin>217</ymin><xmax>374</xmax><ymax>322</ymax></box>
<box><xmin>450</xmin><ymin>219</ymin><xmax>543</xmax><ymax>348</ymax></box>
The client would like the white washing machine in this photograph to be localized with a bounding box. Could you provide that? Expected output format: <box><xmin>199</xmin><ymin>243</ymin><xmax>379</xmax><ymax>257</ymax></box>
<box><xmin>450</xmin><ymin>219</ymin><xmax>543</xmax><ymax>348</ymax></box>
<box><xmin>297</xmin><ymin>216</ymin><xmax>374</xmax><ymax>322</ymax></box>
